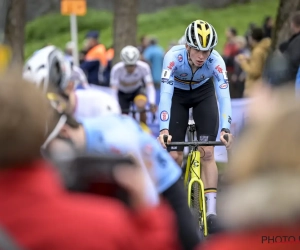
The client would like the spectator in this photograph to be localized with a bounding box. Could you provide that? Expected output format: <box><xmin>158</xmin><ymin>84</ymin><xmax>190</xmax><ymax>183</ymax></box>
<box><xmin>0</xmin><ymin>75</ymin><xmax>181</xmax><ymax>250</ymax></box>
<box><xmin>138</xmin><ymin>35</ymin><xmax>149</xmax><ymax>54</ymax></box>
<box><xmin>143</xmin><ymin>38</ymin><xmax>165</xmax><ymax>90</ymax></box>
<box><xmin>223</xmin><ymin>27</ymin><xmax>239</xmax><ymax>78</ymax></box>
<box><xmin>235</xmin><ymin>27</ymin><xmax>271</xmax><ymax>97</ymax></box>
<box><xmin>201</xmin><ymin>86</ymin><xmax>300</xmax><ymax>250</ymax></box>
<box><xmin>279</xmin><ymin>11</ymin><xmax>300</xmax><ymax>82</ymax></box>
<box><xmin>244</xmin><ymin>22</ymin><xmax>257</xmax><ymax>48</ymax></box>
<box><xmin>262</xmin><ymin>16</ymin><xmax>273</xmax><ymax>38</ymax></box>
<box><xmin>81</xmin><ymin>31</ymin><xmax>107</xmax><ymax>86</ymax></box>
<box><xmin>230</xmin><ymin>36</ymin><xmax>248</xmax><ymax>98</ymax></box>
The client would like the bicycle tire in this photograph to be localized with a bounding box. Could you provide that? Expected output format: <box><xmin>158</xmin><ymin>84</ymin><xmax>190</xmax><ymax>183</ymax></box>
<box><xmin>191</xmin><ymin>182</ymin><xmax>204</xmax><ymax>235</ymax></box>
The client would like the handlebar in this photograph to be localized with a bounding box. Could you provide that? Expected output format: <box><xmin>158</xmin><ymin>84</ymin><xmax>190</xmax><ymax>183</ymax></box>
<box><xmin>163</xmin><ymin>134</ymin><xmax>229</xmax><ymax>147</ymax></box>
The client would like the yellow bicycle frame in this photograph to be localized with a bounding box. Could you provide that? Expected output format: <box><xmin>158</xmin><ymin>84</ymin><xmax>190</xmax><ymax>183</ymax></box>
<box><xmin>184</xmin><ymin>149</ymin><xmax>208</xmax><ymax>236</ymax></box>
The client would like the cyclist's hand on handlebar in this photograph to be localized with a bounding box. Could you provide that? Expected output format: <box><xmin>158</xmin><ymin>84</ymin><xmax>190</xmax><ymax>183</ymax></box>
<box><xmin>220</xmin><ymin>131</ymin><xmax>233</xmax><ymax>150</ymax></box>
<box><xmin>157</xmin><ymin>129</ymin><xmax>172</xmax><ymax>149</ymax></box>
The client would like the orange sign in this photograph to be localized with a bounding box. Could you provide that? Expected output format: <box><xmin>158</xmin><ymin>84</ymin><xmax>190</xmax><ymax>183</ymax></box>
<box><xmin>61</xmin><ymin>0</ymin><xmax>86</xmax><ymax>16</ymax></box>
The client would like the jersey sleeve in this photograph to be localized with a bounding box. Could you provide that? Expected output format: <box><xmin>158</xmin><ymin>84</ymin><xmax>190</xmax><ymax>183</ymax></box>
<box><xmin>110</xmin><ymin>65</ymin><xmax>120</xmax><ymax>87</ymax></box>
<box><xmin>158</xmin><ymin>51</ymin><xmax>176</xmax><ymax>131</ymax></box>
<box><xmin>94</xmin><ymin>116</ymin><xmax>181</xmax><ymax>193</ymax></box>
<box><xmin>138</xmin><ymin>131</ymin><xmax>182</xmax><ymax>193</ymax></box>
<box><xmin>212</xmin><ymin>57</ymin><xmax>232</xmax><ymax>130</ymax></box>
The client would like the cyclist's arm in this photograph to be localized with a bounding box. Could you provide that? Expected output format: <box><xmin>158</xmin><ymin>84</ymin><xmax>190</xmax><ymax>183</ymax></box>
<box><xmin>212</xmin><ymin>59</ymin><xmax>232</xmax><ymax>130</ymax></box>
<box><xmin>110</xmin><ymin>64</ymin><xmax>120</xmax><ymax>95</ymax></box>
<box><xmin>162</xmin><ymin>179</ymin><xmax>201</xmax><ymax>250</ymax></box>
<box><xmin>143</xmin><ymin>64</ymin><xmax>156</xmax><ymax>105</ymax></box>
<box><xmin>139</xmin><ymin>131</ymin><xmax>201</xmax><ymax>249</ymax></box>
<box><xmin>158</xmin><ymin>51</ymin><xmax>175</xmax><ymax>131</ymax></box>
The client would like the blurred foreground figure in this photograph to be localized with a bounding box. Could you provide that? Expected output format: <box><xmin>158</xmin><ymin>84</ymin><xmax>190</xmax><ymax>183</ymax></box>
<box><xmin>201</xmin><ymin>86</ymin><xmax>300</xmax><ymax>250</ymax></box>
<box><xmin>0</xmin><ymin>76</ymin><xmax>180</xmax><ymax>250</ymax></box>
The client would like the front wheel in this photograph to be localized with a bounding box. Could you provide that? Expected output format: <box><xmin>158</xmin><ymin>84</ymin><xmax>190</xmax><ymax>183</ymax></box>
<box><xmin>191</xmin><ymin>182</ymin><xmax>205</xmax><ymax>238</ymax></box>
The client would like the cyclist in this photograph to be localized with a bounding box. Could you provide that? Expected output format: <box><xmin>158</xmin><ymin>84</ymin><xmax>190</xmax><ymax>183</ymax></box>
<box><xmin>23</xmin><ymin>46</ymin><xmax>203</xmax><ymax>249</ymax></box>
<box><xmin>110</xmin><ymin>45</ymin><xmax>157</xmax><ymax>128</ymax></box>
<box><xmin>23</xmin><ymin>45</ymin><xmax>121</xmax><ymax>123</ymax></box>
<box><xmin>158</xmin><ymin>20</ymin><xmax>233</xmax><ymax>234</ymax></box>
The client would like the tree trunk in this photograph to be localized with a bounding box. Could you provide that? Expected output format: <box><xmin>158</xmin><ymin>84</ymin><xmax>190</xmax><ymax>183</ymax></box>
<box><xmin>113</xmin><ymin>0</ymin><xmax>138</xmax><ymax>66</ymax></box>
<box><xmin>5</xmin><ymin>0</ymin><xmax>26</xmax><ymax>68</ymax></box>
<box><xmin>271</xmin><ymin>0</ymin><xmax>300</xmax><ymax>50</ymax></box>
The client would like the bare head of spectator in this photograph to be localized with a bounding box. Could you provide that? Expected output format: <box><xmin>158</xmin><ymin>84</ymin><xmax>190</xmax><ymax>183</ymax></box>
<box><xmin>234</xmin><ymin>36</ymin><xmax>247</xmax><ymax>52</ymax></box>
<box><xmin>149</xmin><ymin>37</ymin><xmax>158</xmax><ymax>46</ymax></box>
<box><xmin>225</xmin><ymin>27</ymin><xmax>237</xmax><ymax>41</ymax></box>
<box><xmin>220</xmin><ymin>87</ymin><xmax>299</xmax><ymax>226</ymax></box>
<box><xmin>290</xmin><ymin>11</ymin><xmax>300</xmax><ymax>35</ymax></box>
<box><xmin>248</xmin><ymin>27</ymin><xmax>264</xmax><ymax>48</ymax></box>
<box><xmin>0</xmin><ymin>75</ymin><xmax>50</xmax><ymax>167</ymax></box>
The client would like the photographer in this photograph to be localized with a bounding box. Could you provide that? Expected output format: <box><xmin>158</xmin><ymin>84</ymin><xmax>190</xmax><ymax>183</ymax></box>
<box><xmin>0</xmin><ymin>76</ymin><xmax>180</xmax><ymax>250</ymax></box>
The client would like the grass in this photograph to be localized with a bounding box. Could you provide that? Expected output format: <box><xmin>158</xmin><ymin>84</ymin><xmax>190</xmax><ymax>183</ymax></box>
<box><xmin>25</xmin><ymin>0</ymin><xmax>279</xmax><ymax>59</ymax></box>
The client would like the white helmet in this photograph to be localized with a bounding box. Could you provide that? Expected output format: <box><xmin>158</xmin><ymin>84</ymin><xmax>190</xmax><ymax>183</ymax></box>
<box><xmin>23</xmin><ymin>45</ymin><xmax>72</xmax><ymax>93</ymax></box>
<box><xmin>185</xmin><ymin>20</ymin><xmax>218</xmax><ymax>51</ymax></box>
<box><xmin>120</xmin><ymin>45</ymin><xmax>140</xmax><ymax>65</ymax></box>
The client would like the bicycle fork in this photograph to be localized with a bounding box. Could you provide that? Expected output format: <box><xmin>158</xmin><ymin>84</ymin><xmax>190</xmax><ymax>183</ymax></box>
<box><xmin>185</xmin><ymin>150</ymin><xmax>208</xmax><ymax>236</ymax></box>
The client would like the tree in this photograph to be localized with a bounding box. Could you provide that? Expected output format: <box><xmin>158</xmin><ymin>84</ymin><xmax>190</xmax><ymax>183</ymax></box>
<box><xmin>5</xmin><ymin>0</ymin><xmax>26</xmax><ymax>67</ymax></box>
<box><xmin>271</xmin><ymin>0</ymin><xmax>300</xmax><ymax>50</ymax></box>
<box><xmin>113</xmin><ymin>0</ymin><xmax>138</xmax><ymax>66</ymax></box>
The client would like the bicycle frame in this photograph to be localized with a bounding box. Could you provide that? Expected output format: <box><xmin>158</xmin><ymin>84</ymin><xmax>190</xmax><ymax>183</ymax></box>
<box><xmin>184</xmin><ymin>122</ymin><xmax>208</xmax><ymax>236</ymax></box>
<box><xmin>163</xmin><ymin>132</ymin><xmax>226</xmax><ymax>237</ymax></box>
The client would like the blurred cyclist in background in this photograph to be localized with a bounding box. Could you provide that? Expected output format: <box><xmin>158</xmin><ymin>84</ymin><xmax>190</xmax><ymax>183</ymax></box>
<box><xmin>0</xmin><ymin>75</ymin><xmax>180</xmax><ymax>250</ymax></box>
<box><xmin>23</xmin><ymin>46</ymin><xmax>202</xmax><ymax>249</ymax></box>
<box><xmin>110</xmin><ymin>45</ymin><xmax>157</xmax><ymax>130</ymax></box>
<box><xmin>23</xmin><ymin>45</ymin><xmax>120</xmax><ymax>122</ymax></box>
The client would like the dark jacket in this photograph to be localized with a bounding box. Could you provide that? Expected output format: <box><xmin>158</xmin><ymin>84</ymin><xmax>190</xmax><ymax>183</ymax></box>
<box><xmin>280</xmin><ymin>32</ymin><xmax>300</xmax><ymax>81</ymax></box>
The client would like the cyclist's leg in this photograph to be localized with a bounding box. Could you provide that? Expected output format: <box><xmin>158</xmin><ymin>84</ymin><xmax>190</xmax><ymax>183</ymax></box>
<box><xmin>168</xmin><ymin>89</ymin><xmax>189</xmax><ymax>166</ymax></box>
<box><xmin>118</xmin><ymin>90</ymin><xmax>132</xmax><ymax>115</ymax></box>
<box><xmin>192</xmin><ymin>81</ymin><xmax>219</xmax><ymax>219</ymax></box>
<box><xmin>133</xmin><ymin>87</ymin><xmax>147</xmax><ymax>124</ymax></box>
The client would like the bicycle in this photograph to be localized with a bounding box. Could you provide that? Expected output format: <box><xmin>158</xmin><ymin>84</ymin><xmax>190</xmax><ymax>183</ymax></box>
<box><xmin>163</xmin><ymin>119</ymin><xmax>228</xmax><ymax>237</ymax></box>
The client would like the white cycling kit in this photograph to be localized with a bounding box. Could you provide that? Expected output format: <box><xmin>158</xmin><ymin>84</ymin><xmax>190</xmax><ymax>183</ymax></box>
<box><xmin>110</xmin><ymin>60</ymin><xmax>156</xmax><ymax>105</ymax></box>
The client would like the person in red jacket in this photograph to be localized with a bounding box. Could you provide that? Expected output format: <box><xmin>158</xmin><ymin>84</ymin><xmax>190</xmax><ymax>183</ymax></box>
<box><xmin>0</xmin><ymin>75</ymin><xmax>181</xmax><ymax>250</ymax></box>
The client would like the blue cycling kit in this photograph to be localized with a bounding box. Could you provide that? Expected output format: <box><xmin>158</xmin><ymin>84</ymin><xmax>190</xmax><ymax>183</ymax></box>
<box><xmin>159</xmin><ymin>45</ymin><xmax>232</xmax><ymax>131</ymax></box>
<box><xmin>82</xmin><ymin>115</ymin><xmax>182</xmax><ymax>193</ymax></box>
